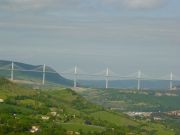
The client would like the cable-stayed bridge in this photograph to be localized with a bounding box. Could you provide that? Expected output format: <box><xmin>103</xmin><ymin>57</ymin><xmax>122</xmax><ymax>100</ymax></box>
<box><xmin>0</xmin><ymin>61</ymin><xmax>180</xmax><ymax>90</ymax></box>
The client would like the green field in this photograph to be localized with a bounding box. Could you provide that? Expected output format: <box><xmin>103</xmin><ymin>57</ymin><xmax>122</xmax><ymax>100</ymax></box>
<box><xmin>90</xmin><ymin>111</ymin><xmax>137</xmax><ymax>126</ymax></box>
<box><xmin>0</xmin><ymin>78</ymin><xmax>177</xmax><ymax>135</ymax></box>
<box><xmin>79</xmin><ymin>88</ymin><xmax>180</xmax><ymax>112</ymax></box>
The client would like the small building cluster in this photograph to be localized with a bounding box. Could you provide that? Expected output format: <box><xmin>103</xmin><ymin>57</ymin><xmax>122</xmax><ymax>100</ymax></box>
<box><xmin>41</xmin><ymin>116</ymin><xmax>50</xmax><ymax>120</ymax></box>
<box><xmin>66</xmin><ymin>131</ymin><xmax>80</xmax><ymax>135</ymax></box>
<box><xmin>126</xmin><ymin>112</ymin><xmax>152</xmax><ymax>117</ymax></box>
<box><xmin>0</xmin><ymin>98</ymin><xmax>4</xmax><ymax>103</ymax></box>
<box><xmin>172</xmin><ymin>86</ymin><xmax>180</xmax><ymax>90</ymax></box>
<box><xmin>155</xmin><ymin>92</ymin><xmax>177</xmax><ymax>97</ymax></box>
<box><xmin>165</xmin><ymin>110</ymin><xmax>180</xmax><ymax>117</ymax></box>
<box><xmin>30</xmin><ymin>126</ymin><xmax>39</xmax><ymax>133</ymax></box>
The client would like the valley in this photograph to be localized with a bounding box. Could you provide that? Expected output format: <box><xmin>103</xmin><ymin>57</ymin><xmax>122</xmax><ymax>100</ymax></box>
<box><xmin>0</xmin><ymin>78</ymin><xmax>177</xmax><ymax>135</ymax></box>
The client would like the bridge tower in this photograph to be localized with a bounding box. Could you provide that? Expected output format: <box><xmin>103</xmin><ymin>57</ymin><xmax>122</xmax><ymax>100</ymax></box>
<box><xmin>137</xmin><ymin>70</ymin><xmax>141</xmax><ymax>90</ymax></box>
<box><xmin>170</xmin><ymin>72</ymin><xmax>173</xmax><ymax>90</ymax></box>
<box><xmin>74</xmin><ymin>65</ymin><xmax>77</xmax><ymax>88</ymax></box>
<box><xmin>105</xmin><ymin>68</ymin><xmax>109</xmax><ymax>89</ymax></box>
<box><xmin>11</xmin><ymin>62</ymin><xmax>14</xmax><ymax>81</ymax></box>
<box><xmin>42</xmin><ymin>64</ymin><xmax>46</xmax><ymax>85</ymax></box>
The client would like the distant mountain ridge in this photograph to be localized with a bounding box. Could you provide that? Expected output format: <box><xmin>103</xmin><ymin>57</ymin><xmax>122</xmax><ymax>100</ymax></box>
<box><xmin>79</xmin><ymin>79</ymin><xmax>180</xmax><ymax>90</ymax></box>
<box><xmin>0</xmin><ymin>60</ymin><xmax>73</xmax><ymax>86</ymax></box>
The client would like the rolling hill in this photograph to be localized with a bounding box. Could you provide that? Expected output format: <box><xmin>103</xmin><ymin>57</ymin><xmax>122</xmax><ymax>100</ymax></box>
<box><xmin>0</xmin><ymin>78</ymin><xmax>176</xmax><ymax>135</ymax></box>
<box><xmin>0</xmin><ymin>60</ymin><xmax>73</xmax><ymax>86</ymax></box>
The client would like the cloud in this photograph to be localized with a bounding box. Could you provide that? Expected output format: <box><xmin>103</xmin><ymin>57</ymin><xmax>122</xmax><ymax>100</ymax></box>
<box><xmin>0</xmin><ymin>0</ymin><xmax>166</xmax><ymax>12</ymax></box>
<box><xmin>102</xmin><ymin>0</ymin><xmax>166</xmax><ymax>9</ymax></box>
<box><xmin>0</xmin><ymin>0</ymin><xmax>49</xmax><ymax>10</ymax></box>
<box><xmin>123</xmin><ymin>0</ymin><xmax>165</xmax><ymax>9</ymax></box>
<box><xmin>0</xmin><ymin>0</ymin><xmax>81</xmax><ymax>11</ymax></box>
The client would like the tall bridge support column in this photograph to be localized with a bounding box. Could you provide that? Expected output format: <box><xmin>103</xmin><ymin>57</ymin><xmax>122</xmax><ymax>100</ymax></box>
<box><xmin>170</xmin><ymin>72</ymin><xmax>173</xmax><ymax>90</ymax></box>
<box><xmin>105</xmin><ymin>68</ymin><xmax>109</xmax><ymax>89</ymax></box>
<box><xmin>137</xmin><ymin>70</ymin><xmax>141</xmax><ymax>90</ymax></box>
<box><xmin>11</xmin><ymin>62</ymin><xmax>14</xmax><ymax>81</ymax></box>
<box><xmin>42</xmin><ymin>64</ymin><xmax>46</xmax><ymax>85</ymax></box>
<box><xmin>74</xmin><ymin>66</ymin><xmax>77</xmax><ymax>88</ymax></box>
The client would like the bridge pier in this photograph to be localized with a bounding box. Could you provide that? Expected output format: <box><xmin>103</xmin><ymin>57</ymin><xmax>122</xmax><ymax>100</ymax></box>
<box><xmin>42</xmin><ymin>64</ymin><xmax>46</xmax><ymax>85</ymax></box>
<box><xmin>137</xmin><ymin>70</ymin><xmax>141</xmax><ymax>90</ymax></box>
<box><xmin>11</xmin><ymin>62</ymin><xmax>14</xmax><ymax>81</ymax></box>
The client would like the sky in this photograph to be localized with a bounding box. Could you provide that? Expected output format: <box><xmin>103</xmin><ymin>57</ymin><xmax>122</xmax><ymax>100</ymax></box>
<box><xmin>0</xmin><ymin>0</ymin><xmax>180</xmax><ymax>78</ymax></box>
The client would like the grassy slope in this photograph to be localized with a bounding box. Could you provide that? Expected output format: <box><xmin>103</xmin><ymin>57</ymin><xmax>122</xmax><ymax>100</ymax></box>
<box><xmin>0</xmin><ymin>78</ymin><xmax>175</xmax><ymax>135</ymax></box>
<box><xmin>79</xmin><ymin>88</ymin><xmax>180</xmax><ymax>112</ymax></box>
<box><xmin>0</xmin><ymin>78</ymin><xmax>36</xmax><ymax>99</ymax></box>
<box><xmin>90</xmin><ymin>111</ymin><xmax>138</xmax><ymax>126</ymax></box>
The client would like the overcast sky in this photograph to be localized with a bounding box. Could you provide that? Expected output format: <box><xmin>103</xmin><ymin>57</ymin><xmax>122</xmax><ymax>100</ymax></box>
<box><xmin>0</xmin><ymin>0</ymin><xmax>180</xmax><ymax>78</ymax></box>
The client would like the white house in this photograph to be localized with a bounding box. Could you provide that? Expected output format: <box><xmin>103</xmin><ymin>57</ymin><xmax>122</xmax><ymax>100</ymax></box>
<box><xmin>0</xmin><ymin>99</ymin><xmax>4</xmax><ymax>103</ymax></box>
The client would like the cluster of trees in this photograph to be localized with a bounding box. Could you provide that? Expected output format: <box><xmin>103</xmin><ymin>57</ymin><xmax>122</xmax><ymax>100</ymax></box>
<box><xmin>84</xmin><ymin>89</ymin><xmax>180</xmax><ymax>112</ymax></box>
